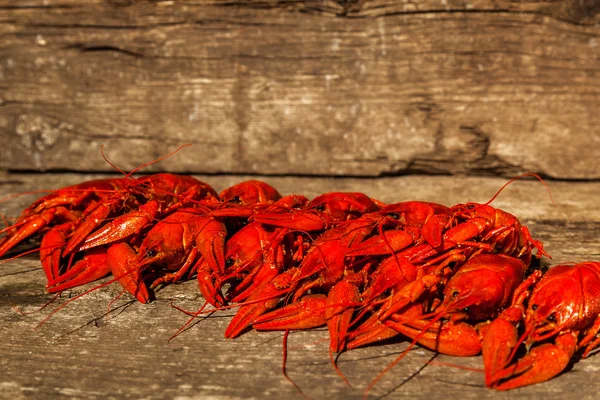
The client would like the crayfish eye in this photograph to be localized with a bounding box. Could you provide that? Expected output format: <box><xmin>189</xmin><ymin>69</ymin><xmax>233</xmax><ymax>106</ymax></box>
<box><xmin>463</xmin><ymin>307</ymin><xmax>470</xmax><ymax>313</ymax></box>
<box><xmin>314</xmin><ymin>204</ymin><xmax>326</xmax><ymax>212</ymax></box>
<box><xmin>547</xmin><ymin>314</ymin><xmax>557</xmax><ymax>322</ymax></box>
<box><xmin>388</xmin><ymin>212</ymin><xmax>400</xmax><ymax>220</ymax></box>
<box><xmin>466</xmin><ymin>204</ymin><xmax>476</xmax><ymax>210</ymax></box>
<box><xmin>451</xmin><ymin>291</ymin><xmax>459</xmax><ymax>298</ymax></box>
<box><xmin>146</xmin><ymin>249</ymin><xmax>157</xmax><ymax>258</ymax></box>
<box><xmin>229</xmin><ymin>196</ymin><xmax>242</xmax><ymax>204</ymax></box>
<box><xmin>225</xmin><ymin>258</ymin><xmax>235</xmax><ymax>267</ymax></box>
<box><xmin>531</xmin><ymin>304</ymin><xmax>538</xmax><ymax>311</ymax></box>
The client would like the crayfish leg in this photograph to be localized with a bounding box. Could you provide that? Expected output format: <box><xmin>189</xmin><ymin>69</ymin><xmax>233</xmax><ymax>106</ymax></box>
<box><xmin>150</xmin><ymin>247</ymin><xmax>199</xmax><ymax>289</ymax></box>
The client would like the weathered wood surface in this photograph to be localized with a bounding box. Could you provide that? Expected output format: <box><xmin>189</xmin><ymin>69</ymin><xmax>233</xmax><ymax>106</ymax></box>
<box><xmin>1</xmin><ymin>173</ymin><xmax>600</xmax><ymax>400</ymax></box>
<box><xmin>1</xmin><ymin>1</ymin><xmax>599</xmax><ymax>178</ymax></box>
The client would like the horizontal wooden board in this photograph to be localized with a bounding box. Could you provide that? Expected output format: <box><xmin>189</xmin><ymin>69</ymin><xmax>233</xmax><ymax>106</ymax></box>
<box><xmin>1</xmin><ymin>1</ymin><xmax>599</xmax><ymax>178</ymax></box>
<box><xmin>1</xmin><ymin>173</ymin><xmax>600</xmax><ymax>399</ymax></box>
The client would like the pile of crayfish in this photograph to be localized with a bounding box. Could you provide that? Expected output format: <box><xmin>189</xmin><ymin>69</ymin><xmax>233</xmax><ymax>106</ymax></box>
<box><xmin>1</xmin><ymin>172</ymin><xmax>599</xmax><ymax>393</ymax></box>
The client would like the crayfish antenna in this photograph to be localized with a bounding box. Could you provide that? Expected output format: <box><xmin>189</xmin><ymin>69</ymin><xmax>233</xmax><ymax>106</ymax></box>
<box><xmin>282</xmin><ymin>330</ymin><xmax>306</xmax><ymax>397</ymax></box>
<box><xmin>100</xmin><ymin>143</ymin><xmax>215</xmax><ymax>209</ymax></box>
<box><xmin>484</xmin><ymin>172</ymin><xmax>555</xmax><ymax>206</ymax></box>
<box><xmin>34</xmin><ymin>274</ymin><xmax>124</xmax><ymax>329</ymax></box>
<box><xmin>0</xmin><ymin>245</ymin><xmax>48</xmax><ymax>265</ymax></box>
<box><xmin>0</xmin><ymin>189</ymin><xmax>64</xmax><ymax>206</ymax></box>
<box><xmin>169</xmin><ymin>301</ymin><xmax>211</xmax><ymax>341</ymax></box>
<box><xmin>99</xmin><ymin>143</ymin><xmax>193</xmax><ymax>179</ymax></box>
<box><xmin>364</xmin><ymin>309</ymin><xmax>447</xmax><ymax>398</ymax></box>
<box><xmin>377</xmin><ymin>218</ymin><xmax>411</xmax><ymax>283</ymax></box>
<box><xmin>106</xmin><ymin>288</ymin><xmax>127</xmax><ymax>316</ymax></box>
<box><xmin>0</xmin><ymin>212</ymin><xmax>11</xmax><ymax>228</ymax></box>
<box><xmin>169</xmin><ymin>288</ymin><xmax>296</xmax><ymax>339</ymax></box>
<box><xmin>426</xmin><ymin>360</ymin><xmax>484</xmax><ymax>373</ymax></box>
<box><xmin>125</xmin><ymin>143</ymin><xmax>193</xmax><ymax>178</ymax></box>
<box><xmin>35</xmin><ymin>262</ymin><xmax>154</xmax><ymax>329</ymax></box>
<box><xmin>100</xmin><ymin>144</ymin><xmax>128</xmax><ymax>176</ymax></box>
<box><xmin>169</xmin><ymin>299</ymin><xmax>206</xmax><ymax>317</ymax></box>
<box><xmin>12</xmin><ymin>292</ymin><xmax>61</xmax><ymax>316</ymax></box>
<box><xmin>330</xmin><ymin>346</ymin><xmax>351</xmax><ymax>387</ymax></box>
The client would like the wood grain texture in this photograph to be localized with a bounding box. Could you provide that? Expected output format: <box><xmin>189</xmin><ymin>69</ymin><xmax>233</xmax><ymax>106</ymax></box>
<box><xmin>1</xmin><ymin>173</ymin><xmax>600</xmax><ymax>399</ymax></box>
<box><xmin>1</xmin><ymin>1</ymin><xmax>599</xmax><ymax>178</ymax></box>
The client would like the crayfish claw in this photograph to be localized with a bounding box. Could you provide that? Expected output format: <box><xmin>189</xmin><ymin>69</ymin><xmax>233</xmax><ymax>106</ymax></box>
<box><xmin>107</xmin><ymin>243</ymin><xmax>151</xmax><ymax>304</ymax></box>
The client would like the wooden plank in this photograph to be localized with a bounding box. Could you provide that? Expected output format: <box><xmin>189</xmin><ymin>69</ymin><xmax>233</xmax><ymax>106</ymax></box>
<box><xmin>1</xmin><ymin>173</ymin><xmax>600</xmax><ymax>399</ymax></box>
<box><xmin>1</xmin><ymin>1</ymin><xmax>599</xmax><ymax>178</ymax></box>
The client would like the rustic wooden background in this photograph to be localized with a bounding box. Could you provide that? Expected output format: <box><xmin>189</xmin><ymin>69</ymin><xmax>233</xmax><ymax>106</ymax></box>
<box><xmin>1</xmin><ymin>1</ymin><xmax>600</xmax><ymax>399</ymax></box>
<box><xmin>1</xmin><ymin>0</ymin><xmax>599</xmax><ymax>178</ymax></box>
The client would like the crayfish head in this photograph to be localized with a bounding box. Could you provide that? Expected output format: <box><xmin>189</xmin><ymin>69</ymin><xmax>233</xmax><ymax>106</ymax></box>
<box><xmin>219</xmin><ymin>180</ymin><xmax>282</xmax><ymax>206</ymax></box>
<box><xmin>525</xmin><ymin>278</ymin><xmax>578</xmax><ymax>343</ymax></box>
<box><xmin>440</xmin><ymin>254</ymin><xmax>526</xmax><ymax>321</ymax></box>
<box><xmin>309</xmin><ymin>192</ymin><xmax>379</xmax><ymax>222</ymax></box>
<box><xmin>379</xmin><ymin>201</ymin><xmax>444</xmax><ymax>226</ymax></box>
<box><xmin>223</xmin><ymin>222</ymin><xmax>267</xmax><ymax>273</ymax></box>
<box><xmin>441</xmin><ymin>271</ymin><xmax>506</xmax><ymax>321</ymax></box>
<box><xmin>451</xmin><ymin>202</ymin><xmax>496</xmax><ymax>222</ymax></box>
<box><xmin>138</xmin><ymin>230</ymin><xmax>183</xmax><ymax>267</ymax></box>
<box><xmin>137</xmin><ymin>174</ymin><xmax>218</xmax><ymax>205</ymax></box>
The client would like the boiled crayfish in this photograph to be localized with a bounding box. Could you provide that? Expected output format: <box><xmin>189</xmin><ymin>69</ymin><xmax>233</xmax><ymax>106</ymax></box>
<box><xmin>2</xmin><ymin>169</ymin><xmax>596</xmax><ymax>394</ymax></box>
<box><xmin>1</xmin><ymin>174</ymin><xmax>219</xmax><ymax>299</ymax></box>
<box><xmin>482</xmin><ymin>261</ymin><xmax>600</xmax><ymax>390</ymax></box>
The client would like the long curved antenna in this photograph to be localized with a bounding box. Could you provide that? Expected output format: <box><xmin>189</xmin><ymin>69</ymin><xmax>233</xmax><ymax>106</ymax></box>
<box><xmin>364</xmin><ymin>309</ymin><xmax>447</xmax><ymax>399</ymax></box>
<box><xmin>0</xmin><ymin>189</ymin><xmax>64</xmax><ymax>206</ymax></box>
<box><xmin>330</xmin><ymin>345</ymin><xmax>351</xmax><ymax>386</ymax></box>
<box><xmin>282</xmin><ymin>330</ymin><xmax>310</xmax><ymax>398</ymax></box>
<box><xmin>426</xmin><ymin>360</ymin><xmax>484</xmax><ymax>373</ymax></box>
<box><xmin>35</xmin><ymin>275</ymin><xmax>124</xmax><ymax>328</ymax></box>
<box><xmin>169</xmin><ymin>301</ymin><xmax>211</xmax><ymax>341</ymax></box>
<box><xmin>100</xmin><ymin>143</ymin><xmax>193</xmax><ymax>179</ymax></box>
<box><xmin>126</xmin><ymin>143</ymin><xmax>193</xmax><ymax>178</ymax></box>
<box><xmin>100</xmin><ymin>144</ymin><xmax>128</xmax><ymax>176</ymax></box>
<box><xmin>485</xmin><ymin>173</ymin><xmax>555</xmax><ymax>206</ymax></box>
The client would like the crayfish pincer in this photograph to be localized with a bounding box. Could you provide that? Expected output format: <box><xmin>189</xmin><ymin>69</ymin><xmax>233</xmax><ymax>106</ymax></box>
<box><xmin>482</xmin><ymin>261</ymin><xmax>600</xmax><ymax>390</ymax></box>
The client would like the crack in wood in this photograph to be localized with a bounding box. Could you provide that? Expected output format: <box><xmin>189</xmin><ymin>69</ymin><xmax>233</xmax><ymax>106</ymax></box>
<box><xmin>23</xmin><ymin>21</ymin><xmax>186</xmax><ymax>30</ymax></box>
<box><xmin>0</xmin><ymin>5</ymin><xmax>75</xmax><ymax>10</ymax></box>
<box><xmin>65</xmin><ymin>44</ymin><xmax>144</xmax><ymax>58</ymax></box>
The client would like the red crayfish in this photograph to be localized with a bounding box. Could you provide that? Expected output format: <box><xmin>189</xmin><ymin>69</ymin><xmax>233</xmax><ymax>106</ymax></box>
<box><xmin>3</xmin><ymin>165</ymin><xmax>597</xmax><ymax>395</ymax></box>
<box><xmin>482</xmin><ymin>261</ymin><xmax>600</xmax><ymax>390</ymax></box>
